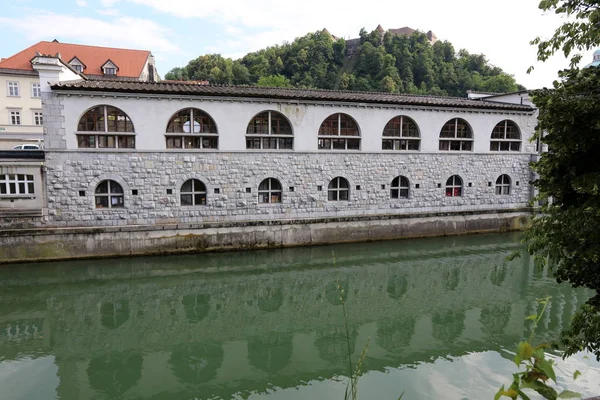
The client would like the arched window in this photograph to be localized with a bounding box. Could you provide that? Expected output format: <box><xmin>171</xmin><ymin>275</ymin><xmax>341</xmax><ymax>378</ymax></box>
<box><xmin>258</xmin><ymin>178</ymin><xmax>282</xmax><ymax>204</ymax></box>
<box><xmin>180</xmin><ymin>179</ymin><xmax>206</xmax><ymax>206</ymax></box>
<box><xmin>490</xmin><ymin>120</ymin><xmax>521</xmax><ymax>151</ymax></box>
<box><xmin>495</xmin><ymin>174</ymin><xmax>511</xmax><ymax>195</ymax></box>
<box><xmin>328</xmin><ymin>177</ymin><xmax>350</xmax><ymax>201</ymax></box>
<box><xmin>166</xmin><ymin>108</ymin><xmax>218</xmax><ymax>149</ymax></box>
<box><xmin>318</xmin><ymin>113</ymin><xmax>360</xmax><ymax>150</ymax></box>
<box><xmin>439</xmin><ymin>118</ymin><xmax>473</xmax><ymax>151</ymax></box>
<box><xmin>382</xmin><ymin>116</ymin><xmax>420</xmax><ymax>151</ymax></box>
<box><xmin>391</xmin><ymin>176</ymin><xmax>410</xmax><ymax>199</ymax></box>
<box><xmin>77</xmin><ymin>105</ymin><xmax>135</xmax><ymax>149</ymax></box>
<box><xmin>445</xmin><ymin>175</ymin><xmax>463</xmax><ymax>197</ymax></box>
<box><xmin>95</xmin><ymin>180</ymin><xmax>124</xmax><ymax>208</ymax></box>
<box><xmin>246</xmin><ymin>111</ymin><xmax>293</xmax><ymax>150</ymax></box>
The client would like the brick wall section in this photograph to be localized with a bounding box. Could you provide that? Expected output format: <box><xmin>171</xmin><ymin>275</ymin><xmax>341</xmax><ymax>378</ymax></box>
<box><xmin>42</xmin><ymin>151</ymin><xmax>533</xmax><ymax>227</ymax></box>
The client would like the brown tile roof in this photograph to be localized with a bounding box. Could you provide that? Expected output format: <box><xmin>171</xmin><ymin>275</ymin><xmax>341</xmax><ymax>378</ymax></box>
<box><xmin>0</xmin><ymin>41</ymin><xmax>150</xmax><ymax>78</ymax></box>
<box><xmin>51</xmin><ymin>80</ymin><xmax>534</xmax><ymax>111</ymax></box>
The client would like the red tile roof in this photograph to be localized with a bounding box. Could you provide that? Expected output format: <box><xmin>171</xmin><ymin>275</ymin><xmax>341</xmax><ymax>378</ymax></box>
<box><xmin>0</xmin><ymin>41</ymin><xmax>150</xmax><ymax>78</ymax></box>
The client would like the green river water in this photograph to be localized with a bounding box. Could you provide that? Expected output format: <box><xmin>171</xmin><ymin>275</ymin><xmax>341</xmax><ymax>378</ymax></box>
<box><xmin>0</xmin><ymin>233</ymin><xmax>599</xmax><ymax>399</ymax></box>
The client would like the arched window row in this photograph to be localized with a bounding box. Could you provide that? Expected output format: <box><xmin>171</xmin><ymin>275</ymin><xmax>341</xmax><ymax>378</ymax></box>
<box><xmin>93</xmin><ymin>174</ymin><xmax>516</xmax><ymax>209</ymax></box>
<box><xmin>76</xmin><ymin>107</ymin><xmax>523</xmax><ymax>153</ymax></box>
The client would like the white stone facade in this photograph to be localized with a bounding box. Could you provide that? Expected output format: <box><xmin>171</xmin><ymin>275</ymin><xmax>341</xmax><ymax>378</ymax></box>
<box><xmin>37</xmin><ymin>85</ymin><xmax>537</xmax><ymax>228</ymax></box>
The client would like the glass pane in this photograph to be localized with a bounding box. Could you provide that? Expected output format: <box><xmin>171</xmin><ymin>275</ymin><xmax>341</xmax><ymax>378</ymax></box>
<box><xmin>0</xmin><ymin>184</ymin><xmax>6</xmax><ymax>194</ymax></box>
<box><xmin>347</xmin><ymin>139</ymin><xmax>360</xmax><ymax>150</ymax></box>
<box><xmin>203</xmin><ymin>137</ymin><xmax>218</xmax><ymax>149</ymax></box>
<box><xmin>110</xmin><ymin>181</ymin><xmax>123</xmax><ymax>194</ymax></box>
<box><xmin>454</xmin><ymin>188</ymin><xmax>462</xmax><ymax>197</ymax></box>
<box><xmin>399</xmin><ymin>189</ymin><xmax>409</xmax><ymax>198</ymax></box>
<box><xmin>382</xmin><ymin>140</ymin><xmax>394</xmax><ymax>150</ymax></box>
<box><xmin>263</xmin><ymin>138</ymin><xmax>277</xmax><ymax>149</ymax></box>
<box><xmin>328</xmin><ymin>190</ymin><xmax>338</xmax><ymax>201</ymax></box>
<box><xmin>271</xmin><ymin>192</ymin><xmax>282</xmax><ymax>203</ymax></box>
<box><xmin>407</xmin><ymin>140</ymin><xmax>420</xmax><ymax>150</ymax></box>
<box><xmin>118</xmin><ymin>136</ymin><xmax>135</xmax><ymax>149</ymax></box>
<box><xmin>259</xmin><ymin>180</ymin><xmax>270</xmax><ymax>191</ymax></box>
<box><xmin>185</xmin><ymin>137</ymin><xmax>201</xmax><ymax>149</ymax></box>
<box><xmin>194</xmin><ymin>194</ymin><xmax>206</xmax><ymax>205</ymax></box>
<box><xmin>496</xmin><ymin>186</ymin><xmax>502</xmax><ymax>195</ymax></box>
<box><xmin>111</xmin><ymin>195</ymin><xmax>124</xmax><ymax>207</ymax></box>
<box><xmin>339</xmin><ymin>190</ymin><xmax>349</xmax><ymax>201</ymax></box>
<box><xmin>96</xmin><ymin>181</ymin><xmax>109</xmax><ymax>194</ymax></box>
<box><xmin>96</xmin><ymin>195</ymin><xmax>109</xmax><ymax>208</ymax></box>
<box><xmin>319</xmin><ymin>115</ymin><xmax>339</xmax><ymax>136</ymax></box>
<box><xmin>450</xmin><ymin>141</ymin><xmax>461</xmax><ymax>151</ymax></box>
<box><xmin>9</xmin><ymin>183</ymin><xmax>16</xmax><ymax>194</ymax></box>
<box><xmin>439</xmin><ymin>141</ymin><xmax>449</xmax><ymax>151</ymax></box>
<box><xmin>383</xmin><ymin>117</ymin><xmax>401</xmax><ymax>137</ymax></box>
<box><xmin>271</xmin><ymin>113</ymin><xmax>292</xmax><ymax>135</ymax></box>
<box><xmin>332</xmin><ymin>139</ymin><xmax>346</xmax><ymax>150</ymax></box>
<box><xmin>258</xmin><ymin>192</ymin><xmax>269</xmax><ymax>203</ymax></box>
<box><xmin>391</xmin><ymin>189</ymin><xmax>399</xmax><ymax>199</ymax></box>
<box><xmin>181</xmin><ymin>180</ymin><xmax>193</xmax><ymax>193</ymax></box>
<box><xmin>279</xmin><ymin>138</ymin><xmax>293</xmax><ymax>149</ymax></box>
<box><xmin>247</xmin><ymin>112</ymin><xmax>269</xmax><ymax>134</ymax></box>
<box><xmin>318</xmin><ymin>139</ymin><xmax>331</xmax><ymax>149</ymax></box>
<box><xmin>503</xmin><ymin>186</ymin><xmax>510</xmax><ymax>195</ymax></box>
<box><xmin>510</xmin><ymin>142</ymin><xmax>521</xmax><ymax>151</ymax></box>
<box><xmin>181</xmin><ymin>194</ymin><xmax>193</xmax><ymax>206</ymax></box>
<box><xmin>440</xmin><ymin>122</ymin><xmax>455</xmax><ymax>138</ymax></box>
<box><xmin>28</xmin><ymin>183</ymin><xmax>35</xmax><ymax>194</ymax></box>
<box><xmin>166</xmin><ymin>137</ymin><xmax>182</xmax><ymax>149</ymax></box>
<box><xmin>246</xmin><ymin>138</ymin><xmax>261</xmax><ymax>149</ymax></box>
<box><xmin>338</xmin><ymin>178</ymin><xmax>349</xmax><ymax>189</ymax></box>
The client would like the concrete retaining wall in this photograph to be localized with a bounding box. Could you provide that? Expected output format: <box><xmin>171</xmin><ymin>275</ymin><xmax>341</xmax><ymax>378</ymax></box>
<box><xmin>0</xmin><ymin>208</ymin><xmax>532</xmax><ymax>263</ymax></box>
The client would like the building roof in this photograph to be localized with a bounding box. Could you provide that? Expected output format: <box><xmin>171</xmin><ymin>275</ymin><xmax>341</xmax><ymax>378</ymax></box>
<box><xmin>50</xmin><ymin>80</ymin><xmax>534</xmax><ymax>111</ymax></box>
<box><xmin>0</xmin><ymin>41</ymin><xmax>150</xmax><ymax>78</ymax></box>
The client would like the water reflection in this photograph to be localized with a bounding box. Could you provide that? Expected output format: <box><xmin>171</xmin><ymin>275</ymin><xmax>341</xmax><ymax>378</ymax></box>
<box><xmin>0</xmin><ymin>233</ymin><xmax>596</xmax><ymax>399</ymax></box>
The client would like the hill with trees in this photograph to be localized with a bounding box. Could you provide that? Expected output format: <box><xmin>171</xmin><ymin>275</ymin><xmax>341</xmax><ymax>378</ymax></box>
<box><xmin>165</xmin><ymin>27</ymin><xmax>524</xmax><ymax>97</ymax></box>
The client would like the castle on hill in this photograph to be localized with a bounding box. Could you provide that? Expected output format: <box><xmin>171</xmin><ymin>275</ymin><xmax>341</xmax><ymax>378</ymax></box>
<box><xmin>323</xmin><ymin>25</ymin><xmax>437</xmax><ymax>57</ymax></box>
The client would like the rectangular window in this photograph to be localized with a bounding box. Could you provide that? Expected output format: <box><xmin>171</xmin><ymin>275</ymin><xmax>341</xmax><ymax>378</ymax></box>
<box><xmin>0</xmin><ymin>174</ymin><xmax>34</xmax><ymax>195</ymax></box>
<box><xmin>7</xmin><ymin>82</ymin><xmax>19</xmax><ymax>97</ymax></box>
<box><xmin>31</xmin><ymin>83</ymin><xmax>41</xmax><ymax>98</ymax></box>
<box><xmin>33</xmin><ymin>111</ymin><xmax>43</xmax><ymax>126</ymax></box>
<box><xmin>72</xmin><ymin>64</ymin><xmax>83</xmax><ymax>73</ymax></box>
<box><xmin>104</xmin><ymin>67</ymin><xmax>116</xmax><ymax>75</ymax></box>
<box><xmin>9</xmin><ymin>111</ymin><xmax>21</xmax><ymax>125</ymax></box>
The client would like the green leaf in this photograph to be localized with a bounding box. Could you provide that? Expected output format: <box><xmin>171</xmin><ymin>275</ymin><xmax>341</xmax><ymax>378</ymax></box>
<box><xmin>526</xmin><ymin>315</ymin><xmax>538</xmax><ymax>321</ymax></box>
<box><xmin>495</xmin><ymin>385</ymin><xmax>506</xmax><ymax>400</ymax></box>
<box><xmin>536</xmin><ymin>358</ymin><xmax>557</xmax><ymax>383</ymax></box>
<box><xmin>517</xmin><ymin>389</ymin><xmax>532</xmax><ymax>400</ymax></box>
<box><xmin>573</xmin><ymin>370</ymin><xmax>581</xmax><ymax>381</ymax></box>
<box><xmin>558</xmin><ymin>390</ymin><xmax>581</xmax><ymax>398</ymax></box>
<box><xmin>522</xmin><ymin>380</ymin><xmax>558</xmax><ymax>400</ymax></box>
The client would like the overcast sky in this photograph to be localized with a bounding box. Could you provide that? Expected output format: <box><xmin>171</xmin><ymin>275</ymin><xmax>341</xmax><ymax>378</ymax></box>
<box><xmin>0</xmin><ymin>0</ymin><xmax>595</xmax><ymax>90</ymax></box>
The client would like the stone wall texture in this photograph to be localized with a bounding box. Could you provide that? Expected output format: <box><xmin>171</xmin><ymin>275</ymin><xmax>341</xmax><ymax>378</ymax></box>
<box><xmin>41</xmin><ymin>150</ymin><xmax>533</xmax><ymax>227</ymax></box>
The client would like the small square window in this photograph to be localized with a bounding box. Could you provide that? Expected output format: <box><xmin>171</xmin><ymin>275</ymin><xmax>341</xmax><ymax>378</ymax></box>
<box><xmin>468</xmin><ymin>182</ymin><xmax>472</xmax><ymax>187</ymax></box>
<box><xmin>381</xmin><ymin>184</ymin><xmax>386</xmax><ymax>190</ymax></box>
<box><xmin>516</xmin><ymin>181</ymin><xmax>520</xmax><ymax>186</ymax></box>
<box><xmin>317</xmin><ymin>185</ymin><xmax>323</xmax><ymax>191</ymax></box>
<box><xmin>289</xmin><ymin>186</ymin><xmax>295</xmax><ymax>192</ymax></box>
<box><xmin>166</xmin><ymin>189</ymin><xmax>173</xmax><ymax>195</ymax></box>
<box><xmin>415</xmin><ymin>184</ymin><xmax>420</xmax><ymax>189</ymax></box>
<box><xmin>79</xmin><ymin>190</ymin><xmax>85</xmax><ymax>197</ymax></box>
<box><xmin>437</xmin><ymin>183</ymin><xmax>442</xmax><ymax>188</ymax></box>
<box><xmin>214</xmin><ymin>188</ymin><xmax>220</xmax><ymax>194</ymax></box>
<box><xmin>356</xmin><ymin>185</ymin><xmax>361</xmax><ymax>190</ymax></box>
<box><xmin>246</xmin><ymin>187</ymin><xmax>251</xmax><ymax>193</ymax></box>
<box><xmin>488</xmin><ymin>182</ymin><xmax>492</xmax><ymax>187</ymax></box>
<box><xmin>132</xmin><ymin>189</ymin><xmax>138</xmax><ymax>196</ymax></box>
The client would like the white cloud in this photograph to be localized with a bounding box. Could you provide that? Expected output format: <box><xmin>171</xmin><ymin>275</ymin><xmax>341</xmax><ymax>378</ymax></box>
<box><xmin>75</xmin><ymin>0</ymin><xmax>87</xmax><ymax>6</ymax></box>
<box><xmin>100</xmin><ymin>0</ymin><xmax>120</xmax><ymax>6</ymax></box>
<box><xmin>96</xmin><ymin>8</ymin><xmax>120</xmax><ymax>17</ymax></box>
<box><xmin>0</xmin><ymin>12</ymin><xmax>183</xmax><ymax>56</ymax></box>
<box><xmin>126</xmin><ymin>0</ymin><xmax>596</xmax><ymax>88</ymax></box>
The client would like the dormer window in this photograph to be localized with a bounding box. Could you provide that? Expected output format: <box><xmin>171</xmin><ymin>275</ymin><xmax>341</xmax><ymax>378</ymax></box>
<box><xmin>101</xmin><ymin>60</ymin><xmax>119</xmax><ymax>77</ymax></box>
<box><xmin>68</xmin><ymin>56</ymin><xmax>86</xmax><ymax>73</ymax></box>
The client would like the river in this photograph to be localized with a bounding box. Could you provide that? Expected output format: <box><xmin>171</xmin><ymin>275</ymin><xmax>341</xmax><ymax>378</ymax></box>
<box><xmin>0</xmin><ymin>233</ymin><xmax>599</xmax><ymax>399</ymax></box>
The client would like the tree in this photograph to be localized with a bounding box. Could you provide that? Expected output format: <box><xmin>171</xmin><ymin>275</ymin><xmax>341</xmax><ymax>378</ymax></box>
<box><xmin>525</xmin><ymin>0</ymin><xmax>600</xmax><ymax>360</ymax></box>
<box><xmin>256</xmin><ymin>74</ymin><xmax>292</xmax><ymax>87</ymax></box>
<box><xmin>531</xmin><ymin>0</ymin><xmax>600</xmax><ymax>67</ymax></box>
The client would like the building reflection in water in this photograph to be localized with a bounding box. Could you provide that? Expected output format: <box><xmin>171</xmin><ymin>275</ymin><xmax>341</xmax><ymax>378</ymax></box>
<box><xmin>0</xmin><ymin>233</ymin><xmax>593</xmax><ymax>399</ymax></box>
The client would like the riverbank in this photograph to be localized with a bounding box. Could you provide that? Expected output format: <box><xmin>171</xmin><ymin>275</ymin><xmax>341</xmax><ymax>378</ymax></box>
<box><xmin>0</xmin><ymin>207</ymin><xmax>532</xmax><ymax>263</ymax></box>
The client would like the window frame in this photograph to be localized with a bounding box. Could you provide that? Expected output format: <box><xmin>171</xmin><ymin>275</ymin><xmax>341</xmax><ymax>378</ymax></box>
<box><xmin>490</xmin><ymin>120</ymin><xmax>521</xmax><ymax>152</ymax></box>
<box><xmin>495</xmin><ymin>174</ymin><xmax>511</xmax><ymax>195</ymax></box>
<box><xmin>0</xmin><ymin>173</ymin><xmax>35</xmax><ymax>198</ymax></box>
<box><xmin>76</xmin><ymin>105</ymin><xmax>136</xmax><ymax>149</ymax></box>
<box><xmin>9</xmin><ymin>110</ymin><xmax>21</xmax><ymax>125</ymax></box>
<box><xmin>439</xmin><ymin>118</ymin><xmax>473</xmax><ymax>152</ymax></box>
<box><xmin>390</xmin><ymin>176</ymin><xmax>410</xmax><ymax>199</ymax></box>
<box><xmin>7</xmin><ymin>81</ymin><xmax>19</xmax><ymax>97</ymax></box>
<box><xmin>445</xmin><ymin>175</ymin><xmax>463</xmax><ymax>197</ymax></box>
<box><xmin>258</xmin><ymin>178</ymin><xmax>283</xmax><ymax>204</ymax></box>
<box><xmin>382</xmin><ymin>116</ymin><xmax>420</xmax><ymax>151</ymax></box>
<box><xmin>327</xmin><ymin>176</ymin><xmax>350</xmax><ymax>201</ymax></box>
<box><xmin>33</xmin><ymin>111</ymin><xmax>43</xmax><ymax>126</ymax></box>
<box><xmin>31</xmin><ymin>83</ymin><xmax>41</xmax><ymax>98</ymax></box>
<box><xmin>165</xmin><ymin>108</ymin><xmax>219</xmax><ymax>150</ymax></box>
<box><xmin>318</xmin><ymin>113</ymin><xmax>361</xmax><ymax>151</ymax></box>
<box><xmin>104</xmin><ymin>67</ymin><xmax>116</xmax><ymax>76</ymax></box>
<box><xmin>94</xmin><ymin>179</ymin><xmax>124</xmax><ymax>209</ymax></box>
<box><xmin>245</xmin><ymin>111</ymin><xmax>294</xmax><ymax>150</ymax></box>
<box><xmin>180</xmin><ymin>179</ymin><xmax>207</xmax><ymax>206</ymax></box>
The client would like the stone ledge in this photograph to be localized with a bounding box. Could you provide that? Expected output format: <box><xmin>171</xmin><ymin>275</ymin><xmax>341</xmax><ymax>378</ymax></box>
<box><xmin>0</xmin><ymin>206</ymin><xmax>534</xmax><ymax>237</ymax></box>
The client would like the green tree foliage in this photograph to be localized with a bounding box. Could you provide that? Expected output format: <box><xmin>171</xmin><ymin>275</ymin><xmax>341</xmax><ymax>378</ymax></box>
<box><xmin>532</xmin><ymin>0</ymin><xmax>600</xmax><ymax>67</ymax></box>
<box><xmin>526</xmin><ymin>67</ymin><xmax>600</xmax><ymax>359</ymax></box>
<box><xmin>164</xmin><ymin>28</ymin><xmax>521</xmax><ymax>96</ymax></box>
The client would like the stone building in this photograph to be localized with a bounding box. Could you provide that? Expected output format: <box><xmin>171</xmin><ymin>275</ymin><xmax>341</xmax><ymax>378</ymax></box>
<box><xmin>0</xmin><ymin>55</ymin><xmax>538</xmax><ymax>261</ymax></box>
<box><xmin>0</xmin><ymin>40</ymin><xmax>158</xmax><ymax>149</ymax></box>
